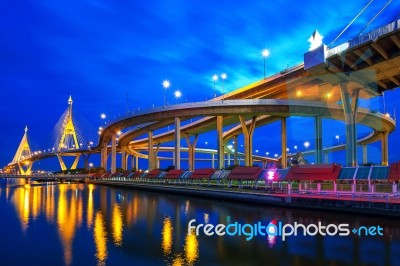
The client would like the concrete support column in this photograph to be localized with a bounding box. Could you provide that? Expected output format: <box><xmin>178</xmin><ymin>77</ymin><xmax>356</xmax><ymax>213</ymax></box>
<box><xmin>136</xmin><ymin>156</ymin><xmax>139</xmax><ymax>170</ymax></box>
<box><xmin>317</xmin><ymin>182</ymin><xmax>321</xmax><ymax>192</ymax></box>
<box><xmin>121</xmin><ymin>146</ymin><xmax>127</xmax><ymax>170</ymax></box>
<box><xmin>174</xmin><ymin>117</ymin><xmax>181</xmax><ymax>170</ymax></box>
<box><xmin>287</xmin><ymin>183</ymin><xmax>292</xmax><ymax>195</ymax></box>
<box><xmin>324</xmin><ymin>152</ymin><xmax>329</xmax><ymax>164</ymax></box>
<box><xmin>185</xmin><ymin>134</ymin><xmax>198</xmax><ymax>171</ymax></box>
<box><xmin>227</xmin><ymin>153</ymin><xmax>231</xmax><ymax>166</ymax></box>
<box><xmin>393</xmin><ymin>182</ymin><xmax>398</xmax><ymax>193</ymax></box>
<box><xmin>381</xmin><ymin>131</ymin><xmax>389</xmax><ymax>166</ymax></box>
<box><xmin>111</xmin><ymin>132</ymin><xmax>117</xmax><ymax>174</ymax></box>
<box><xmin>216</xmin><ymin>116</ymin><xmax>224</xmax><ymax>169</ymax></box>
<box><xmin>233</xmin><ymin>135</ymin><xmax>238</xmax><ymax>166</ymax></box>
<box><xmin>212</xmin><ymin>153</ymin><xmax>215</xmax><ymax>169</ymax></box>
<box><xmin>148</xmin><ymin>131</ymin><xmax>156</xmax><ymax>170</ymax></box>
<box><xmin>239</xmin><ymin>115</ymin><xmax>257</xmax><ymax>166</ymax></box>
<box><xmin>339</xmin><ymin>83</ymin><xmax>359</xmax><ymax>166</ymax></box>
<box><xmin>315</xmin><ymin>116</ymin><xmax>323</xmax><ymax>164</ymax></box>
<box><xmin>333</xmin><ymin>181</ymin><xmax>337</xmax><ymax>192</ymax></box>
<box><xmin>82</xmin><ymin>153</ymin><xmax>91</xmax><ymax>170</ymax></box>
<box><xmin>131</xmin><ymin>155</ymin><xmax>135</xmax><ymax>170</ymax></box>
<box><xmin>281</xmin><ymin>117</ymin><xmax>287</xmax><ymax>169</ymax></box>
<box><xmin>262</xmin><ymin>161</ymin><xmax>267</xmax><ymax>168</ymax></box>
<box><xmin>362</xmin><ymin>145</ymin><xmax>368</xmax><ymax>165</ymax></box>
<box><xmin>101</xmin><ymin>144</ymin><xmax>107</xmax><ymax>170</ymax></box>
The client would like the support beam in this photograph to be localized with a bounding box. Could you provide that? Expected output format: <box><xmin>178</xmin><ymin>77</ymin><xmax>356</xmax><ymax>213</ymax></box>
<box><xmin>174</xmin><ymin>117</ymin><xmax>181</xmax><ymax>170</ymax></box>
<box><xmin>148</xmin><ymin>131</ymin><xmax>156</xmax><ymax>170</ymax></box>
<box><xmin>371</xmin><ymin>42</ymin><xmax>389</xmax><ymax>60</ymax></box>
<box><xmin>101</xmin><ymin>144</ymin><xmax>107</xmax><ymax>170</ymax></box>
<box><xmin>239</xmin><ymin>115</ymin><xmax>257</xmax><ymax>166</ymax></box>
<box><xmin>233</xmin><ymin>135</ymin><xmax>238</xmax><ymax>166</ymax></box>
<box><xmin>121</xmin><ymin>146</ymin><xmax>127</xmax><ymax>170</ymax></box>
<box><xmin>353</xmin><ymin>49</ymin><xmax>372</xmax><ymax>65</ymax></box>
<box><xmin>82</xmin><ymin>152</ymin><xmax>91</xmax><ymax>170</ymax></box>
<box><xmin>216</xmin><ymin>116</ymin><xmax>224</xmax><ymax>169</ymax></box>
<box><xmin>131</xmin><ymin>155</ymin><xmax>135</xmax><ymax>170</ymax></box>
<box><xmin>362</xmin><ymin>145</ymin><xmax>368</xmax><ymax>165</ymax></box>
<box><xmin>111</xmin><ymin>132</ymin><xmax>117</xmax><ymax>174</ymax></box>
<box><xmin>315</xmin><ymin>116</ymin><xmax>323</xmax><ymax>164</ymax></box>
<box><xmin>185</xmin><ymin>134</ymin><xmax>199</xmax><ymax>171</ymax></box>
<box><xmin>388</xmin><ymin>76</ymin><xmax>400</xmax><ymax>86</ymax></box>
<box><xmin>281</xmin><ymin>117</ymin><xmax>287</xmax><ymax>169</ymax></box>
<box><xmin>390</xmin><ymin>34</ymin><xmax>400</xmax><ymax>48</ymax></box>
<box><xmin>211</xmin><ymin>153</ymin><xmax>215</xmax><ymax>169</ymax></box>
<box><xmin>339</xmin><ymin>83</ymin><xmax>359</xmax><ymax>166</ymax></box>
<box><xmin>381</xmin><ymin>131</ymin><xmax>389</xmax><ymax>166</ymax></box>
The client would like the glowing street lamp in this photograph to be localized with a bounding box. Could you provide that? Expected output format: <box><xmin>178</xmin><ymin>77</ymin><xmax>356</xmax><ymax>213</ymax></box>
<box><xmin>221</xmin><ymin>73</ymin><xmax>227</xmax><ymax>101</ymax></box>
<box><xmin>335</xmin><ymin>135</ymin><xmax>339</xmax><ymax>144</ymax></box>
<box><xmin>212</xmin><ymin>74</ymin><xmax>218</xmax><ymax>98</ymax></box>
<box><xmin>174</xmin><ymin>90</ymin><xmax>182</xmax><ymax>104</ymax></box>
<box><xmin>274</xmin><ymin>154</ymin><xmax>278</xmax><ymax>158</ymax></box>
<box><xmin>294</xmin><ymin>145</ymin><xmax>298</xmax><ymax>151</ymax></box>
<box><xmin>89</xmin><ymin>163</ymin><xmax>93</xmax><ymax>174</ymax></box>
<box><xmin>162</xmin><ymin>80</ymin><xmax>171</xmax><ymax>107</ymax></box>
<box><xmin>100</xmin><ymin>113</ymin><xmax>106</xmax><ymax>126</ymax></box>
<box><xmin>304</xmin><ymin>141</ymin><xmax>310</xmax><ymax>150</ymax></box>
<box><xmin>266</xmin><ymin>152</ymin><xmax>269</xmax><ymax>156</ymax></box>
<box><xmin>262</xmin><ymin>49</ymin><xmax>270</xmax><ymax>79</ymax></box>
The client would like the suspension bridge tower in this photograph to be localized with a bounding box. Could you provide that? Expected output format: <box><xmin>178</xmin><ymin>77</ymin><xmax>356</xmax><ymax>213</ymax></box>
<box><xmin>11</xmin><ymin>126</ymin><xmax>32</xmax><ymax>175</ymax></box>
<box><xmin>57</xmin><ymin>95</ymin><xmax>81</xmax><ymax>171</ymax></box>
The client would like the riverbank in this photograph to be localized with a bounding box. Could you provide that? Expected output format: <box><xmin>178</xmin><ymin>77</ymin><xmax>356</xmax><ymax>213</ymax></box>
<box><xmin>88</xmin><ymin>180</ymin><xmax>400</xmax><ymax>217</ymax></box>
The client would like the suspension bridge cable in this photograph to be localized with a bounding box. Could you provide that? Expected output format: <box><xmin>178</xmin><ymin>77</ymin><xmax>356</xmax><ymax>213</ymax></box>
<box><xmin>329</xmin><ymin>0</ymin><xmax>374</xmax><ymax>46</ymax></box>
<box><xmin>355</xmin><ymin>0</ymin><xmax>392</xmax><ymax>37</ymax></box>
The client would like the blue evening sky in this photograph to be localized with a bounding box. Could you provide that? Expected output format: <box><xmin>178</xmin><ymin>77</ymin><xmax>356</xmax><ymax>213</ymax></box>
<box><xmin>0</xmin><ymin>0</ymin><xmax>399</xmax><ymax>170</ymax></box>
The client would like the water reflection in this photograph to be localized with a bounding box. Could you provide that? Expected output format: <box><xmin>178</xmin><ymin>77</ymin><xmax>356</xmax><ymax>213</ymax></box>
<box><xmin>185</xmin><ymin>230</ymin><xmax>199</xmax><ymax>265</ymax></box>
<box><xmin>162</xmin><ymin>216</ymin><xmax>173</xmax><ymax>255</ymax></box>
<box><xmin>111</xmin><ymin>203</ymin><xmax>123</xmax><ymax>246</ymax></box>
<box><xmin>2</xmin><ymin>179</ymin><xmax>400</xmax><ymax>266</ymax></box>
<box><xmin>94</xmin><ymin>211</ymin><xmax>108</xmax><ymax>265</ymax></box>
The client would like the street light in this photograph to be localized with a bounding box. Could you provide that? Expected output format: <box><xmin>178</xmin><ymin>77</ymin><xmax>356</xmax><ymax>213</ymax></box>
<box><xmin>174</xmin><ymin>90</ymin><xmax>182</xmax><ymax>104</ymax></box>
<box><xmin>100</xmin><ymin>113</ymin><xmax>106</xmax><ymax>125</ymax></box>
<box><xmin>266</xmin><ymin>152</ymin><xmax>269</xmax><ymax>156</ymax></box>
<box><xmin>274</xmin><ymin>154</ymin><xmax>278</xmax><ymax>158</ymax></box>
<box><xmin>262</xmin><ymin>49</ymin><xmax>270</xmax><ymax>79</ymax></box>
<box><xmin>294</xmin><ymin>145</ymin><xmax>298</xmax><ymax>151</ymax></box>
<box><xmin>304</xmin><ymin>141</ymin><xmax>310</xmax><ymax>150</ymax></box>
<box><xmin>89</xmin><ymin>163</ymin><xmax>93</xmax><ymax>174</ymax></box>
<box><xmin>212</xmin><ymin>74</ymin><xmax>218</xmax><ymax>98</ymax></box>
<box><xmin>335</xmin><ymin>135</ymin><xmax>339</xmax><ymax>144</ymax></box>
<box><xmin>221</xmin><ymin>73</ymin><xmax>227</xmax><ymax>101</ymax></box>
<box><xmin>162</xmin><ymin>80</ymin><xmax>171</xmax><ymax>107</ymax></box>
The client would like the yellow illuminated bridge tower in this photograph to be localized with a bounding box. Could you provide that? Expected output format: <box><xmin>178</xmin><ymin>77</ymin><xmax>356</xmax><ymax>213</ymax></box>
<box><xmin>57</xmin><ymin>95</ymin><xmax>81</xmax><ymax>171</ymax></box>
<box><xmin>11</xmin><ymin>126</ymin><xmax>32</xmax><ymax>175</ymax></box>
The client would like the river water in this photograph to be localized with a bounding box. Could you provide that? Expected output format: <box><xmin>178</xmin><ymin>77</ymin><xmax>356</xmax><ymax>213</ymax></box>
<box><xmin>0</xmin><ymin>179</ymin><xmax>398</xmax><ymax>266</ymax></box>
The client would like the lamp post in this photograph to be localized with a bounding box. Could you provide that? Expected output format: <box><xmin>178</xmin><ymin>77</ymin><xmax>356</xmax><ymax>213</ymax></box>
<box><xmin>162</xmin><ymin>80</ymin><xmax>170</xmax><ymax>107</ymax></box>
<box><xmin>221</xmin><ymin>73</ymin><xmax>227</xmax><ymax>101</ymax></box>
<box><xmin>212</xmin><ymin>74</ymin><xmax>218</xmax><ymax>98</ymax></box>
<box><xmin>174</xmin><ymin>90</ymin><xmax>182</xmax><ymax>104</ymax></box>
<box><xmin>262</xmin><ymin>49</ymin><xmax>270</xmax><ymax>79</ymax></box>
<box><xmin>335</xmin><ymin>135</ymin><xmax>339</xmax><ymax>144</ymax></box>
<box><xmin>89</xmin><ymin>163</ymin><xmax>93</xmax><ymax>174</ymax></box>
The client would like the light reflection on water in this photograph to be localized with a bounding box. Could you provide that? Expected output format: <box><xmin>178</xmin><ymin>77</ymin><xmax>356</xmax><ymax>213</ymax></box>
<box><xmin>0</xmin><ymin>178</ymin><xmax>399</xmax><ymax>266</ymax></box>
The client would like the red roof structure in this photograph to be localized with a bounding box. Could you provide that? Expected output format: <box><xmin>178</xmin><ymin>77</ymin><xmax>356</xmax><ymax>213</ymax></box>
<box><xmin>226</xmin><ymin>166</ymin><xmax>262</xmax><ymax>180</ymax></box>
<box><xmin>165</xmin><ymin>169</ymin><xmax>184</xmax><ymax>179</ymax></box>
<box><xmin>285</xmin><ymin>164</ymin><xmax>342</xmax><ymax>181</ymax></box>
<box><xmin>190</xmin><ymin>168</ymin><xmax>215</xmax><ymax>179</ymax></box>
<box><xmin>389</xmin><ymin>162</ymin><xmax>400</xmax><ymax>181</ymax></box>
